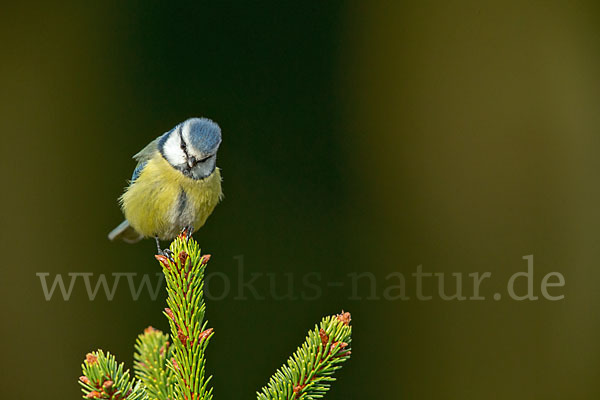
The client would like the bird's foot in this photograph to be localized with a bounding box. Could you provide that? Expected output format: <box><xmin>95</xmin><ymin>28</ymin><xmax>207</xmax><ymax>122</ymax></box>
<box><xmin>155</xmin><ymin>236</ymin><xmax>175</xmax><ymax>263</ymax></box>
<box><xmin>179</xmin><ymin>226</ymin><xmax>194</xmax><ymax>243</ymax></box>
<box><xmin>158</xmin><ymin>248</ymin><xmax>175</xmax><ymax>263</ymax></box>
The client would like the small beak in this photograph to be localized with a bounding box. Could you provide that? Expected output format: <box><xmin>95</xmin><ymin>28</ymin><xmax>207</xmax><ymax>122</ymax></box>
<box><xmin>187</xmin><ymin>156</ymin><xmax>197</xmax><ymax>168</ymax></box>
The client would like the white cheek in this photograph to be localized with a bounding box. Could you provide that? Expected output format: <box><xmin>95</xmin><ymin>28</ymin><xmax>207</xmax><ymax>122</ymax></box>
<box><xmin>163</xmin><ymin>134</ymin><xmax>186</xmax><ymax>166</ymax></box>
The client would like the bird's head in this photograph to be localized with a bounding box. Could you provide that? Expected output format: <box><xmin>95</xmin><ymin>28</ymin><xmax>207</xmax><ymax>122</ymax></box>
<box><xmin>159</xmin><ymin>118</ymin><xmax>222</xmax><ymax>179</ymax></box>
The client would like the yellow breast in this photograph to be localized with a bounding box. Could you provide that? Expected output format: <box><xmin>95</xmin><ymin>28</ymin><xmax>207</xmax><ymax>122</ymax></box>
<box><xmin>121</xmin><ymin>153</ymin><xmax>222</xmax><ymax>239</ymax></box>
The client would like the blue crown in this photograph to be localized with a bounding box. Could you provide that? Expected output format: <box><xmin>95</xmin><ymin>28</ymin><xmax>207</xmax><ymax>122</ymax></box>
<box><xmin>184</xmin><ymin>118</ymin><xmax>221</xmax><ymax>154</ymax></box>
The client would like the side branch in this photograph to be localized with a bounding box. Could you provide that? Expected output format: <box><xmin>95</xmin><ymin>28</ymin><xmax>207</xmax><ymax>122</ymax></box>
<box><xmin>256</xmin><ymin>311</ymin><xmax>352</xmax><ymax>400</ymax></box>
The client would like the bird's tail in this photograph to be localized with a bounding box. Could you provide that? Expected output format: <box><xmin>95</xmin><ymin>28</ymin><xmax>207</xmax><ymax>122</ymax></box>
<box><xmin>108</xmin><ymin>220</ymin><xmax>143</xmax><ymax>243</ymax></box>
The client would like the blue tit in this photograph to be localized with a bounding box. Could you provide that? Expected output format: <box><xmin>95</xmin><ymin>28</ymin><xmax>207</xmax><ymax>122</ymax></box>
<box><xmin>108</xmin><ymin>117</ymin><xmax>223</xmax><ymax>252</ymax></box>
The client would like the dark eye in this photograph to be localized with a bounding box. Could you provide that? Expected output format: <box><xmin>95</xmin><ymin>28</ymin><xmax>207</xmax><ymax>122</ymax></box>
<box><xmin>180</xmin><ymin>141</ymin><xmax>187</xmax><ymax>151</ymax></box>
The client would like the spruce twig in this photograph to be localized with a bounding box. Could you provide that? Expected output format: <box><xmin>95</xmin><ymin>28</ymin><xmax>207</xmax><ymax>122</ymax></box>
<box><xmin>256</xmin><ymin>311</ymin><xmax>352</xmax><ymax>400</ymax></box>
<box><xmin>79</xmin><ymin>350</ymin><xmax>147</xmax><ymax>400</ymax></box>
<box><xmin>134</xmin><ymin>326</ymin><xmax>175</xmax><ymax>400</ymax></box>
<box><xmin>156</xmin><ymin>235</ymin><xmax>214</xmax><ymax>400</ymax></box>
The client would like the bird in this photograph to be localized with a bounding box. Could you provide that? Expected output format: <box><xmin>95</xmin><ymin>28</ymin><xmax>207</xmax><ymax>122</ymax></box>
<box><xmin>108</xmin><ymin>117</ymin><xmax>223</xmax><ymax>254</ymax></box>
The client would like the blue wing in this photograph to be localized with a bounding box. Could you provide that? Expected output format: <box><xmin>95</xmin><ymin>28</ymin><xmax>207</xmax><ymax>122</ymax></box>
<box><xmin>129</xmin><ymin>134</ymin><xmax>165</xmax><ymax>183</ymax></box>
<box><xmin>131</xmin><ymin>161</ymin><xmax>147</xmax><ymax>182</ymax></box>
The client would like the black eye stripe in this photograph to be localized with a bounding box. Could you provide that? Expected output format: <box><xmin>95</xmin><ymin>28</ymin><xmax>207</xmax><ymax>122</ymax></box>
<box><xmin>176</xmin><ymin>126</ymin><xmax>214</xmax><ymax>165</ymax></box>
<box><xmin>178</xmin><ymin>126</ymin><xmax>189</xmax><ymax>155</ymax></box>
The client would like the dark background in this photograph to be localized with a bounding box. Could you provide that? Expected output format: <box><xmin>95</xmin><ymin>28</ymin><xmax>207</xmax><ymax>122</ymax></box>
<box><xmin>1</xmin><ymin>1</ymin><xmax>599</xmax><ymax>399</ymax></box>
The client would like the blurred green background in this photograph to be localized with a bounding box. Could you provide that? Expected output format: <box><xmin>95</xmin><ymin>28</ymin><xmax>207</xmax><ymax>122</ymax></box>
<box><xmin>1</xmin><ymin>1</ymin><xmax>599</xmax><ymax>398</ymax></box>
